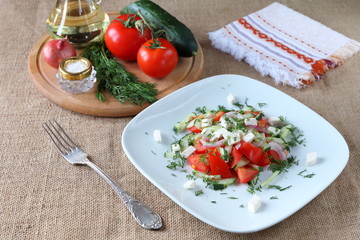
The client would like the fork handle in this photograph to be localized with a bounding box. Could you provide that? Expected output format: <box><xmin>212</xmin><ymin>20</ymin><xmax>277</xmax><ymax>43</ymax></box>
<box><xmin>84</xmin><ymin>159</ymin><xmax>162</xmax><ymax>230</ymax></box>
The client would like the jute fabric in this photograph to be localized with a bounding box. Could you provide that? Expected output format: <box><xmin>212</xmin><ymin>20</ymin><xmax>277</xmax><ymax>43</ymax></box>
<box><xmin>0</xmin><ymin>0</ymin><xmax>359</xmax><ymax>239</ymax></box>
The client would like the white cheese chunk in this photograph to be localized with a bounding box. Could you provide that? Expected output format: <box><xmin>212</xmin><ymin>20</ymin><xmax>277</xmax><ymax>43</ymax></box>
<box><xmin>245</xmin><ymin>118</ymin><xmax>258</xmax><ymax>126</ymax></box>
<box><xmin>210</xmin><ymin>128</ymin><xmax>227</xmax><ymax>141</ymax></box>
<box><xmin>172</xmin><ymin>143</ymin><xmax>181</xmax><ymax>152</ymax></box>
<box><xmin>243</xmin><ymin>132</ymin><xmax>255</xmax><ymax>143</ymax></box>
<box><xmin>153</xmin><ymin>130</ymin><xmax>162</xmax><ymax>143</ymax></box>
<box><xmin>181</xmin><ymin>146</ymin><xmax>196</xmax><ymax>158</ymax></box>
<box><xmin>201</xmin><ymin>118</ymin><xmax>212</xmax><ymax>128</ymax></box>
<box><xmin>227</xmin><ymin>94</ymin><xmax>237</xmax><ymax>105</ymax></box>
<box><xmin>267</xmin><ymin>126</ymin><xmax>281</xmax><ymax>136</ymax></box>
<box><xmin>222</xmin><ymin>130</ymin><xmax>241</xmax><ymax>145</ymax></box>
<box><xmin>183</xmin><ymin>180</ymin><xmax>196</xmax><ymax>189</ymax></box>
<box><xmin>186</xmin><ymin>119</ymin><xmax>195</xmax><ymax>128</ymax></box>
<box><xmin>306</xmin><ymin>152</ymin><xmax>317</xmax><ymax>166</ymax></box>
<box><xmin>248</xmin><ymin>194</ymin><xmax>262</xmax><ymax>213</ymax></box>
<box><xmin>268</xmin><ymin>117</ymin><xmax>283</xmax><ymax>127</ymax></box>
<box><xmin>219</xmin><ymin>117</ymin><xmax>232</xmax><ymax>129</ymax></box>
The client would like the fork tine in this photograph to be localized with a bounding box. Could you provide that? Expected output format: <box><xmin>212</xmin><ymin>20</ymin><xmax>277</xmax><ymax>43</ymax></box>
<box><xmin>42</xmin><ymin>122</ymin><xmax>68</xmax><ymax>156</ymax></box>
<box><xmin>50</xmin><ymin>120</ymin><xmax>77</xmax><ymax>150</ymax></box>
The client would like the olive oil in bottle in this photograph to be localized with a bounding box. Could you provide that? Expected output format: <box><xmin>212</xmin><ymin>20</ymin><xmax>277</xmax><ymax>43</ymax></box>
<box><xmin>46</xmin><ymin>0</ymin><xmax>110</xmax><ymax>48</ymax></box>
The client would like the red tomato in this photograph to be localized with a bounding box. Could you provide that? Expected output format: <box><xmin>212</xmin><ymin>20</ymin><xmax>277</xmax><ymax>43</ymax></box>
<box><xmin>207</xmin><ymin>149</ymin><xmax>233</xmax><ymax>179</ymax></box>
<box><xmin>187</xmin><ymin>126</ymin><xmax>202</xmax><ymax>133</ymax></box>
<box><xmin>229</xmin><ymin>146</ymin><xmax>243</xmax><ymax>168</ymax></box>
<box><xmin>104</xmin><ymin>14</ymin><xmax>151</xmax><ymax>61</ymax></box>
<box><xmin>236</xmin><ymin>167</ymin><xmax>259</xmax><ymax>183</ymax></box>
<box><xmin>187</xmin><ymin>154</ymin><xmax>210</xmax><ymax>173</ymax></box>
<box><xmin>239</xmin><ymin>142</ymin><xmax>264</xmax><ymax>165</ymax></box>
<box><xmin>258</xmin><ymin>118</ymin><xmax>268</xmax><ymax>129</ymax></box>
<box><xmin>258</xmin><ymin>153</ymin><xmax>271</xmax><ymax>167</ymax></box>
<box><xmin>267</xmin><ymin>149</ymin><xmax>281</xmax><ymax>161</ymax></box>
<box><xmin>191</xmin><ymin>114</ymin><xmax>204</xmax><ymax>120</ymax></box>
<box><xmin>137</xmin><ymin>38</ymin><xmax>178</xmax><ymax>78</ymax></box>
<box><xmin>193</xmin><ymin>139</ymin><xmax>207</xmax><ymax>154</ymax></box>
<box><xmin>213</xmin><ymin>111</ymin><xmax>225</xmax><ymax>122</ymax></box>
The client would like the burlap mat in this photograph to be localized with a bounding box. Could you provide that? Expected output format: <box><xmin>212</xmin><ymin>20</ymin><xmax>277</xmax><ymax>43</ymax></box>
<box><xmin>0</xmin><ymin>0</ymin><xmax>359</xmax><ymax>239</ymax></box>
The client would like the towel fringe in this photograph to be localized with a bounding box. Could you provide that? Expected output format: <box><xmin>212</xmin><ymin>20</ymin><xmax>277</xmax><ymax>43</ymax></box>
<box><xmin>310</xmin><ymin>40</ymin><xmax>360</xmax><ymax>81</ymax></box>
<box><xmin>327</xmin><ymin>40</ymin><xmax>360</xmax><ymax>67</ymax></box>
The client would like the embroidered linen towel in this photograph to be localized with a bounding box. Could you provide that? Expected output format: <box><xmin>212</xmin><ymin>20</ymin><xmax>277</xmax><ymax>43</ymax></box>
<box><xmin>208</xmin><ymin>2</ymin><xmax>360</xmax><ymax>88</ymax></box>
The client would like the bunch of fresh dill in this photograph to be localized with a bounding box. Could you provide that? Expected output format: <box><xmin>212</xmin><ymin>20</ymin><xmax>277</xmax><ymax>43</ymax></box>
<box><xmin>81</xmin><ymin>41</ymin><xmax>158</xmax><ymax>105</ymax></box>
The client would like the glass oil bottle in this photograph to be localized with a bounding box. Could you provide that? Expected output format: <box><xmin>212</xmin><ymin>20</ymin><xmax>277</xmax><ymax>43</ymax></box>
<box><xmin>46</xmin><ymin>0</ymin><xmax>110</xmax><ymax>48</ymax></box>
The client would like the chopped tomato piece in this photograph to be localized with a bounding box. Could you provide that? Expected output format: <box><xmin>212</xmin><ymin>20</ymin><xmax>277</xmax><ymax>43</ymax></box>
<box><xmin>229</xmin><ymin>146</ymin><xmax>243</xmax><ymax>168</ymax></box>
<box><xmin>207</xmin><ymin>149</ymin><xmax>233</xmax><ymax>178</ymax></box>
<box><xmin>236</xmin><ymin>167</ymin><xmax>259</xmax><ymax>183</ymax></box>
<box><xmin>243</xmin><ymin>111</ymin><xmax>261</xmax><ymax>116</ymax></box>
<box><xmin>258</xmin><ymin>153</ymin><xmax>271</xmax><ymax>166</ymax></box>
<box><xmin>239</xmin><ymin>142</ymin><xmax>263</xmax><ymax>165</ymax></box>
<box><xmin>267</xmin><ymin>149</ymin><xmax>281</xmax><ymax>161</ymax></box>
<box><xmin>258</xmin><ymin>118</ymin><xmax>268</xmax><ymax>129</ymax></box>
<box><xmin>187</xmin><ymin>154</ymin><xmax>210</xmax><ymax>173</ymax></box>
<box><xmin>194</xmin><ymin>139</ymin><xmax>207</xmax><ymax>154</ymax></box>
<box><xmin>187</xmin><ymin>126</ymin><xmax>202</xmax><ymax>133</ymax></box>
<box><xmin>214</xmin><ymin>111</ymin><xmax>225</xmax><ymax>121</ymax></box>
<box><xmin>191</xmin><ymin>114</ymin><xmax>204</xmax><ymax>120</ymax></box>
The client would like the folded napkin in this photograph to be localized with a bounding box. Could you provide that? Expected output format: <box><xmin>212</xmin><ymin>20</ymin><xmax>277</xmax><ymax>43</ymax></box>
<box><xmin>209</xmin><ymin>2</ymin><xmax>360</xmax><ymax>88</ymax></box>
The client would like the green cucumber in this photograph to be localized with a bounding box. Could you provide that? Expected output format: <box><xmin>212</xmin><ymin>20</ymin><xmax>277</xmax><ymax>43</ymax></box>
<box><xmin>173</xmin><ymin>112</ymin><xmax>196</xmax><ymax>134</ymax></box>
<box><xmin>193</xmin><ymin>170</ymin><xmax>221</xmax><ymax>180</ymax></box>
<box><xmin>121</xmin><ymin>0</ymin><xmax>198</xmax><ymax>57</ymax></box>
<box><xmin>205</xmin><ymin>178</ymin><xmax>237</xmax><ymax>190</ymax></box>
<box><xmin>280</xmin><ymin>124</ymin><xmax>295</xmax><ymax>143</ymax></box>
<box><xmin>179</xmin><ymin>133</ymin><xmax>196</xmax><ymax>151</ymax></box>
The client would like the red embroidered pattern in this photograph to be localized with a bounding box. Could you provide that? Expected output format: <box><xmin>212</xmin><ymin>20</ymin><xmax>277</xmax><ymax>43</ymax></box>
<box><xmin>237</xmin><ymin>18</ymin><xmax>329</xmax><ymax>79</ymax></box>
<box><xmin>255</xmin><ymin>14</ymin><xmax>328</xmax><ymax>55</ymax></box>
<box><xmin>223</xmin><ymin>25</ymin><xmax>299</xmax><ymax>75</ymax></box>
<box><xmin>238</xmin><ymin>18</ymin><xmax>314</xmax><ymax>64</ymax></box>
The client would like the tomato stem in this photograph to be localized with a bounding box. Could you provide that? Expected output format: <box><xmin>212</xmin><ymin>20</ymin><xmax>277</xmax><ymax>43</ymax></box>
<box><xmin>144</xmin><ymin>38</ymin><xmax>167</xmax><ymax>50</ymax></box>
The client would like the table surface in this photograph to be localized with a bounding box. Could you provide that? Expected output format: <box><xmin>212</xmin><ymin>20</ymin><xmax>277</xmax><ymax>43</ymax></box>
<box><xmin>1</xmin><ymin>0</ymin><xmax>359</xmax><ymax>239</ymax></box>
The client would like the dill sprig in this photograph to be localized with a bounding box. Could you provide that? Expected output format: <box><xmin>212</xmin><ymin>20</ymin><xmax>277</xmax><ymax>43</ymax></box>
<box><xmin>81</xmin><ymin>41</ymin><xmax>158</xmax><ymax>105</ymax></box>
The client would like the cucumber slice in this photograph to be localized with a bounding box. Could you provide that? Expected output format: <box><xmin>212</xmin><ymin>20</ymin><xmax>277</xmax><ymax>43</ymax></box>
<box><xmin>280</xmin><ymin>127</ymin><xmax>292</xmax><ymax>143</ymax></box>
<box><xmin>205</xmin><ymin>178</ymin><xmax>237</xmax><ymax>190</ymax></box>
<box><xmin>179</xmin><ymin>133</ymin><xmax>196</xmax><ymax>151</ymax></box>
<box><xmin>193</xmin><ymin>170</ymin><xmax>221</xmax><ymax>180</ymax></box>
<box><xmin>173</xmin><ymin>112</ymin><xmax>196</xmax><ymax>133</ymax></box>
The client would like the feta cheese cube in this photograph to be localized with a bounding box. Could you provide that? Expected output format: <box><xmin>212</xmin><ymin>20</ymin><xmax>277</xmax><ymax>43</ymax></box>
<box><xmin>183</xmin><ymin>180</ymin><xmax>196</xmax><ymax>189</ymax></box>
<box><xmin>186</xmin><ymin>119</ymin><xmax>195</xmax><ymax>128</ymax></box>
<box><xmin>248</xmin><ymin>194</ymin><xmax>262</xmax><ymax>213</ymax></box>
<box><xmin>236</xmin><ymin>130</ymin><xmax>245</xmax><ymax>139</ymax></box>
<box><xmin>268</xmin><ymin>117</ymin><xmax>283</xmax><ymax>127</ymax></box>
<box><xmin>210</xmin><ymin>128</ymin><xmax>227</xmax><ymax>141</ymax></box>
<box><xmin>201</xmin><ymin>118</ymin><xmax>212</xmax><ymax>128</ymax></box>
<box><xmin>153</xmin><ymin>130</ymin><xmax>162</xmax><ymax>143</ymax></box>
<box><xmin>245</xmin><ymin>118</ymin><xmax>258</xmax><ymax>126</ymax></box>
<box><xmin>181</xmin><ymin>146</ymin><xmax>196</xmax><ymax>158</ymax></box>
<box><xmin>306</xmin><ymin>152</ymin><xmax>317</xmax><ymax>166</ymax></box>
<box><xmin>243</xmin><ymin>132</ymin><xmax>255</xmax><ymax>142</ymax></box>
<box><xmin>227</xmin><ymin>94</ymin><xmax>237</xmax><ymax>105</ymax></box>
<box><xmin>267</xmin><ymin>126</ymin><xmax>281</xmax><ymax>136</ymax></box>
<box><xmin>172</xmin><ymin>143</ymin><xmax>181</xmax><ymax>152</ymax></box>
<box><xmin>222</xmin><ymin>130</ymin><xmax>241</xmax><ymax>145</ymax></box>
<box><xmin>219</xmin><ymin>117</ymin><xmax>232</xmax><ymax>129</ymax></box>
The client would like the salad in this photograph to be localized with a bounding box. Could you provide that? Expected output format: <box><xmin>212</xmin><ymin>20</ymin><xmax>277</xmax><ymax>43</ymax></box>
<box><xmin>165</xmin><ymin>96</ymin><xmax>305</xmax><ymax>192</ymax></box>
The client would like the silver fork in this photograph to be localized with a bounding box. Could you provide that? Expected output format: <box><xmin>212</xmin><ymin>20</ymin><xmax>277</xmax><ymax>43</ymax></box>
<box><xmin>42</xmin><ymin>119</ymin><xmax>162</xmax><ymax>230</ymax></box>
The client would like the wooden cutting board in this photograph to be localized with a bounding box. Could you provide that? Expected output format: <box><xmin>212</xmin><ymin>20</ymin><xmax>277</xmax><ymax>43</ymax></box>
<box><xmin>28</xmin><ymin>12</ymin><xmax>204</xmax><ymax>117</ymax></box>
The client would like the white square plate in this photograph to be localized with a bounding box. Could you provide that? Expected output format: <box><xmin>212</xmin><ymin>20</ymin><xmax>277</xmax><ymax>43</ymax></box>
<box><xmin>122</xmin><ymin>74</ymin><xmax>349</xmax><ymax>233</ymax></box>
